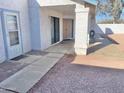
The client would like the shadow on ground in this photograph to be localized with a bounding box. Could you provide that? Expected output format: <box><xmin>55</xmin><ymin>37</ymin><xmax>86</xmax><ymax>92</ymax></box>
<box><xmin>88</xmin><ymin>34</ymin><xmax>119</xmax><ymax>55</ymax></box>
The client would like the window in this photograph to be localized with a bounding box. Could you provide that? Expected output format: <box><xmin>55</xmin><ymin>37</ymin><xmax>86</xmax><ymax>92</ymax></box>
<box><xmin>7</xmin><ymin>15</ymin><xmax>18</xmax><ymax>30</ymax></box>
<box><xmin>6</xmin><ymin>15</ymin><xmax>19</xmax><ymax>46</ymax></box>
<box><xmin>9</xmin><ymin>31</ymin><xmax>19</xmax><ymax>46</ymax></box>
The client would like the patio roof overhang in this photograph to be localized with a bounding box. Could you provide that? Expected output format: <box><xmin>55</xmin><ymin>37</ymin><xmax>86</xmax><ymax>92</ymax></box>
<box><xmin>71</xmin><ymin>0</ymin><xmax>97</xmax><ymax>6</ymax></box>
<box><xmin>41</xmin><ymin>5</ymin><xmax>76</xmax><ymax>15</ymax></box>
<box><xmin>37</xmin><ymin>0</ymin><xmax>96</xmax><ymax>7</ymax></box>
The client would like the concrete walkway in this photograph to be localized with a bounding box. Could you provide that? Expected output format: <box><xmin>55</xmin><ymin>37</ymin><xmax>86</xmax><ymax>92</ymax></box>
<box><xmin>0</xmin><ymin>40</ymin><xmax>74</xmax><ymax>93</ymax></box>
<box><xmin>0</xmin><ymin>53</ymin><xmax>64</xmax><ymax>93</ymax></box>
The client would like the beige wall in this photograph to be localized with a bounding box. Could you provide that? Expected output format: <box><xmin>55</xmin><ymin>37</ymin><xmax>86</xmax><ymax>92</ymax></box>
<box><xmin>95</xmin><ymin>24</ymin><xmax>124</xmax><ymax>34</ymax></box>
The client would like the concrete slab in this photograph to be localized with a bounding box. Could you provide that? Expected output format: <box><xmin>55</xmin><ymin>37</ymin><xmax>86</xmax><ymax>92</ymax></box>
<box><xmin>32</xmin><ymin>58</ymin><xmax>60</xmax><ymax>67</ymax></box>
<box><xmin>0</xmin><ymin>54</ymin><xmax>63</xmax><ymax>93</ymax></box>
<box><xmin>0</xmin><ymin>89</ymin><xmax>13</xmax><ymax>93</ymax></box>
<box><xmin>45</xmin><ymin>40</ymin><xmax>74</xmax><ymax>54</ymax></box>
<box><xmin>45</xmin><ymin>48</ymin><xmax>68</xmax><ymax>54</ymax></box>
<box><xmin>12</xmin><ymin>55</ymin><xmax>42</xmax><ymax>65</ymax></box>
<box><xmin>45</xmin><ymin>53</ymin><xmax>64</xmax><ymax>58</ymax></box>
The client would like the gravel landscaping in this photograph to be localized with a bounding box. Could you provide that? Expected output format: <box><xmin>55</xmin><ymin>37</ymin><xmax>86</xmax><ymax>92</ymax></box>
<box><xmin>1</xmin><ymin>37</ymin><xmax>124</xmax><ymax>93</ymax></box>
<box><xmin>29</xmin><ymin>55</ymin><xmax>124</xmax><ymax>93</ymax></box>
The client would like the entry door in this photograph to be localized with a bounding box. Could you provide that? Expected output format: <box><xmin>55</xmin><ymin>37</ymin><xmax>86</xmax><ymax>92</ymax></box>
<box><xmin>3</xmin><ymin>12</ymin><xmax>22</xmax><ymax>59</ymax></box>
<box><xmin>51</xmin><ymin>17</ymin><xmax>60</xmax><ymax>44</ymax></box>
<box><xmin>63</xmin><ymin>19</ymin><xmax>73</xmax><ymax>39</ymax></box>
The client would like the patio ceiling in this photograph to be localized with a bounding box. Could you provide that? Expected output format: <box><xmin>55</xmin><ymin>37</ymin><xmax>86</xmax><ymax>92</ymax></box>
<box><xmin>71</xmin><ymin>0</ymin><xmax>97</xmax><ymax>6</ymax></box>
<box><xmin>44</xmin><ymin>5</ymin><xmax>76</xmax><ymax>15</ymax></box>
<box><xmin>38</xmin><ymin>0</ymin><xmax>96</xmax><ymax>7</ymax></box>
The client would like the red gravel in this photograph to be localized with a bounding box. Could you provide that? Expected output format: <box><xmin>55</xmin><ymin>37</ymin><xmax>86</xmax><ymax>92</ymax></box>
<box><xmin>29</xmin><ymin>54</ymin><xmax>124</xmax><ymax>93</ymax></box>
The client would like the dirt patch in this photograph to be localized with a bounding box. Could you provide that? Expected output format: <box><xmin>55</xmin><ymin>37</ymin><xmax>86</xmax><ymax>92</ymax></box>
<box><xmin>108</xmin><ymin>34</ymin><xmax>124</xmax><ymax>51</ymax></box>
<box><xmin>88</xmin><ymin>35</ymin><xmax>124</xmax><ymax>60</ymax></box>
<box><xmin>28</xmin><ymin>55</ymin><xmax>124</xmax><ymax>93</ymax></box>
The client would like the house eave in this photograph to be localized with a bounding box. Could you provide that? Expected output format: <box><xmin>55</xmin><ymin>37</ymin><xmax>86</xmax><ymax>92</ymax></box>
<box><xmin>71</xmin><ymin>0</ymin><xmax>97</xmax><ymax>6</ymax></box>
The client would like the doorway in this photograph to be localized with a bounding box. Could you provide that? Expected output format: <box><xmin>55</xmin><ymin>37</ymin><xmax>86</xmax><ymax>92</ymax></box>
<box><xmin>3</xmin><ymin>11</ymin><xmax>23</xmax><ymax>59</ymax></box>
<box><xmin>63</xmin><ymin>19</ymin><xmax>74</xmax><ymax>40</ymax></box>
<box><xmin>51</xmin><ymin>17</ymin><xmax>60</xmax><ymax>44</ymax></box>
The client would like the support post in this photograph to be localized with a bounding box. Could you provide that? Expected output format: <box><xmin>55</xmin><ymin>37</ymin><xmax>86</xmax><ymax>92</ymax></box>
<box><xmin>74</xmin><ymin>4</ymin><xmax>90</xmax><ymax>55</ymax></box>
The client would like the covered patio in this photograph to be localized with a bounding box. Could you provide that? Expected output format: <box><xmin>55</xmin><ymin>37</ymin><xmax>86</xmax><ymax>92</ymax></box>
<box><xmin>29</xmin><ymin>0</ymin><xmax>96</xmax><ymax>55</ymax></box>
<box><xmin>46</xmin><ymin>33</ymin><xmax>124</xmax><ymax>69</ymax></box>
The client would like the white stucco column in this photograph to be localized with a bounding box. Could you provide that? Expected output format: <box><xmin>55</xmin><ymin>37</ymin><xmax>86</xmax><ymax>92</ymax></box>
<box><xmin>74</xmin><ymin>4</ymin><xmax>90</xmax><ymax>55</ymax></box>
<box><xmin>60</xmin><ymin>18</ymin><xmax>63</xmax><ymax>41</ymax></box>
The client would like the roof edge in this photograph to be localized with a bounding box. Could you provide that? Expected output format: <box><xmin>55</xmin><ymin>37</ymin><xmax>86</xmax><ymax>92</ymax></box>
<box><xmin>84</xmin><ymin>0</ymin><xmax>97</xmax><ymax>6</ymax></box>
<box><xmin>71</xmin><ymin>0</ymin><xmax>97</xmax><ymax>6</ymax></box>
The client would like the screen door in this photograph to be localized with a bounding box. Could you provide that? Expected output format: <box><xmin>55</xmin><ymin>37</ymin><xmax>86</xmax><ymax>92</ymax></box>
<box><xmin>3</xmin><ymin>11</ymin><xmax>22</xmax><ymax>59</ymax></box>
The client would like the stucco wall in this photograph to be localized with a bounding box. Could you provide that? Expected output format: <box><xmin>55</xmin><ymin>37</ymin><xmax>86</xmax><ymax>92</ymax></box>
<box><xmin>0</xmin><ymin>0</ymin><xmax>31</xmax><ymax>62</ymax></box>
<box><xmin>28</xmin><ymin>0</ymin><xmax>42</xmax><ymax>50</ymax></box>
<box><xmin>29</xmin><ymin>0</ymin><xmax>75</xmax><ymax>50</ymax></box>
<box><xmin>95</xmin><ymin>24</ymin><xmax>124</xmax><ymax>34</ymax></box>
<box><xmin>0</xmin><ymin>11</ymin><xmax>5</xmax><ymax>63</ymax></box>
<box><xmin>40</xmin><ymin>8</ymin><xmax>64</xmax><ymax>50</ymax></box>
